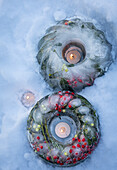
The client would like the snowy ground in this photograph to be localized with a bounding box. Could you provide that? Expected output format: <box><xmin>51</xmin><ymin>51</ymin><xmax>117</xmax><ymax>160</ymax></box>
<box><xmin>0</xmin><ymin>0</ymin><xmax>117</xmax><ymax>170</ymax></box>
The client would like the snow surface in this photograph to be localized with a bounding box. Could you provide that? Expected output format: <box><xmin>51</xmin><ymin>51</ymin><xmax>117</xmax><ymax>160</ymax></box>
<box><xmin>0</xmin><ymin>0</ymin><xmax>117</xmax><ymax>170</ymax></box>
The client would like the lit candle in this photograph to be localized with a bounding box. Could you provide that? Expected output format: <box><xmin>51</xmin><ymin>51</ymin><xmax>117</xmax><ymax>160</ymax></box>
<box><xmin>55</xmin><ymin>122</ymin><xmax>71</xmax><ymax>138</ymax></box>
<box><xmin>21</xmin><ymin>91</ymin><xmax>35</xmax><ymax>108</ymax></box>
<box><xmin>64</xmin><ymin>46</ymin><xmax>82</xmax><ymax>64</ymax></box>
<box><xmin>62</xmin><ymin>42</ymin><xmax>86</xmax><ymax>64</ymax></box>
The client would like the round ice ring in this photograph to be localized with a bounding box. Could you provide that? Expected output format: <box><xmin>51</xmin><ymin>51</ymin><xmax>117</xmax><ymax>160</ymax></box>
<box><xmin>27</xmin><ymin>91</ymin><xmax>100</xmax><ymax>167</ymax></box>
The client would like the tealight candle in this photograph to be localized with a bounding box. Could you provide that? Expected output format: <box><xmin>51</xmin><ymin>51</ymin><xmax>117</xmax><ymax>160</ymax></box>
<box><xmin>55</xmin><ymin>122</ymin><xmax>71</xmax><ymax>138</ymax></box>
<box><xmin>62</xmin><ymin>41</ymin><xmax>86</xmax><ymax>64</ymax></box>
<box><xmin>64</xmin><ymin>46</ymin><xmax>82</xmax><ymax>64</ymax></box>
<box><xmin>21</xmin><ymin>91</ymin><xmax>35</xmax><ymax>108</ymax></box>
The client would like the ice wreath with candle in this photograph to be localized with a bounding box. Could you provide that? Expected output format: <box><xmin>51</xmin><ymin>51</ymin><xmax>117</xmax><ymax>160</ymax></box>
<box><xmin>27</xmin><ymin>91</ymin><xmax>100</xmax><ymax>167</ymax></box>
<box><xmin>37</xmin><ymin>18</ymin><xmax>112</xmax><ymax>92</ymax></box>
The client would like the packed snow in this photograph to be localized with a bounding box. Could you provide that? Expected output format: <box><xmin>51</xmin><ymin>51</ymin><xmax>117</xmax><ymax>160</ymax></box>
<box><xmin>0</xmin><ymin>0</ymin><xmax>117</xmax><ymax>170</ymax></box>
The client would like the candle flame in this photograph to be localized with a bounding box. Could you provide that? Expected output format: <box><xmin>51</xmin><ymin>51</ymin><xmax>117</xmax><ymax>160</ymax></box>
<box><xmin>70</xmin><ymin>54</ymin><xmax>74</xmax><ymax>60</ymax></box>
<box><xmin>60</xmin><ymin>127</ymin><xmax>66</xmax><ymax>133</ymax></box>
<box><xmin>26</xmin><ymin>95</ymin><xmax>30</xmax><ymax>99</ymax></box>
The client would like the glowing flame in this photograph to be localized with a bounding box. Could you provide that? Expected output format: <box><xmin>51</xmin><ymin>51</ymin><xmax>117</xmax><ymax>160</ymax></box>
<box><xmin>70</xmin><ymin>54</ymin><xmax>74</xmax><ymax>60</ymax></box>
<box><xmin>60</xmin><ymin>127</ymin><xmax>66</xmax><ymax>133</ymax></box>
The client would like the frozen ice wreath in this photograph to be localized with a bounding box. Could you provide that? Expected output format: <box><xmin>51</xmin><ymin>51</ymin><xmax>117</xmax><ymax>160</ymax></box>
<box><xmin>27</xmin><ymin>91</ymin><xmax>100</xmax><ymax>167</ymax></box>
<box><xmin>37</xmin><ymin>18</ymin><xmax>112</xmax><ymax>92</ymax></box>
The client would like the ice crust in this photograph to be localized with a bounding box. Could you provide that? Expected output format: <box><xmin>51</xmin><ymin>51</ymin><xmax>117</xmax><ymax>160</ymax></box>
<box><xmin>0</xmin><ymin>0</ymin><xmax>117</xmax><ymax>170</ymax></box>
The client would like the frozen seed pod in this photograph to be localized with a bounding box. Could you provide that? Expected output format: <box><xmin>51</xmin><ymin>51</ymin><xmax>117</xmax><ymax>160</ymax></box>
<box><xmin>37</xmin><ymin>18</ymin><xmax>112</xmax><ymax>92</ymax></box>
<box><xmin>27</xmin><ymin>91</ymin><xmax>100</xmax><ymax>167</ymax></box>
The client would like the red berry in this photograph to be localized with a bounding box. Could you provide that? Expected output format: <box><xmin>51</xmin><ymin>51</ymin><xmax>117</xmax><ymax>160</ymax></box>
<box><xmin>88</xmin><ymin>151</ymin><xmax>91</xmax><ymax>154</ymax></box>
<box><xmin>84</xmin><ymin>142</ymin><xmax>87</xmax><ymax>145</ymax></box>
<box><xmin>53</xmin><ymin>156</ymin><xmax>58</xmax><ymax>159</ymax></box>
<box><xmin>86</xmin><ymin>83</ymin><xmax>91</xmax><ymax>86</ymax></box>
<box><xmin>70</xmin><ymin>95</ymin><xmax>73</xmax><ymax>99</ymax></box>
<box><xmin>57</xmin><ymin>113</ymin><xmax>59</xmax><ymax>116</ymax></box>
<box><xmin>81</xmin><ymin>153</ymin><xmax>83</xmax><ymax>157</ymax></box>
<box><xmin>71</xmin><ymin>92</ymin><xmax>74</xmax><ymax>95</ymax></box>
<box><xmin>67</xmin><ymin>157</ymin><xmax>70</xmax><ymax>160</ymax></box>
<box><xmin>37</xmin><ymin>148</ymin><xmax>40</xmax><ymax>152</ymax></box>
<box><xmin>73</xmin><ymin>162</ymin><xmax>76</xmax><ymax>164</ymax></box>
<box><xmin>69</xmin><ymin>105</ymin><xmax>72</xmax><ymax>108</ymax></box>
<box><xmin>74</xmin><ymin>81</ymin><xmax>77</xmax><ymax>84</ymax></box>
<box><xmin>37</xmin><ymin>136</ymin><xmax>40</xmax><ymax>140</ymax></box>
<box><xmin>63</xmin><ymin>97</ymin><xmax>66</xmax><ymax>100</ymax></box>
<box><xmin>95</xmin><ymin>142</ymin><xmax>97</xmax><ymax>146</ymax></box>
<box><xmin>77</xmin><ymin>144</ymin><xmax>80</xmax><ymax>148</ymax></box>
<box><xmin>58</xmin><ymin>105</ymin><xmax>61</xmax><ymax>109</ymax></box>
<box><xmin>84</xmin><ymin>153</ymin><xmax>88</xmax><ymax>157</ymax></box>
<box><xmin>82</xmin><ymin>145</ymin><xmax>85</xmax><ymax>148</ymax></box>
<box><xmin>57</xmin><ymin>160</ymin><xmax>60</xmax><ymax>164</ymax></box>
<box><xmin>65</xmin><ymin>91</ymin><xmax>69</xmax><ymax>93</ymax></box>
<box><xmin>82</xmin><ymin>138</ymin><xmax>85</xmax><ymax>142</ymax></box>
<box><xmin>78</xmin><ymin>157</ymin><xmax>80</xmax><ymax>161</ymax></box>
<box><xmin>60</xmin><ymin>95</ymin><xmax>63</xmax><ymax>98</ymax></box>
<box><xmin>46</xmin><ymin>156</ymin><xmax>50</xmax><ymax>161</ymax></box>
<box><xmin>60</xmin><ymin>163</ymin><xmax>64</xmax><ymax>165</ymax></box>
<box><xmin>69</xmin><ymin>149</ymin><xmax>72</xmax><ymax>153</ymax></box>
<box><xmin>73</xmin><ymin>158</ymin><xmax>76</xmax><ymax>162</ymax></box>
<box><xmin>72</xmin><ymin>137</ymin><xmax>75</xmax><ymax>141</ymax></box>
<box><xmin>72</xmin><ymin>145</ymin><xmax>76</xmax><ymax>149</ymax></box>
<box><xmin>58</xmin><ymin>109</ymin><xmax>61</xmax><ymax>112</ymax></box>
<box><xmin>78</xmin><ymin>139</ymin><xmax>81</xmax><ymax>142</ymax></box>
<box><xmin>78</xmin><ymin>79</ymin><xmax>83</xmax><ymax>83</ymax></box>
<box><xmin>75</xmin><ymin>152</ymin><xmax>78</xmax><ymax>155</ymax></box>
<box><xmin>40</xmin><ymin>146</ymin><xmax>43</xmax><ymax>149</ymax></box>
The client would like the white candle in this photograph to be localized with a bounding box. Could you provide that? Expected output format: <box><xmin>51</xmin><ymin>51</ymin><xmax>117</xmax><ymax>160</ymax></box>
<box><xmin>65</xmin><ymin>46</ymin><xmax>82</xmax><ymax>64</ymax></box>
<box><xmin>21</xmin><ymin>91</ymin><xmax>35</xmax><ymax>107</ymax></box>
<box><xmin>62</xmin><ymin>41</ymin><xmax>86</xmax><ymax>64</ymax></box>
<box><xmin>55</xmin><ymin>122</ymin><xmax>71</xmax><ymax>138</ymax></box>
